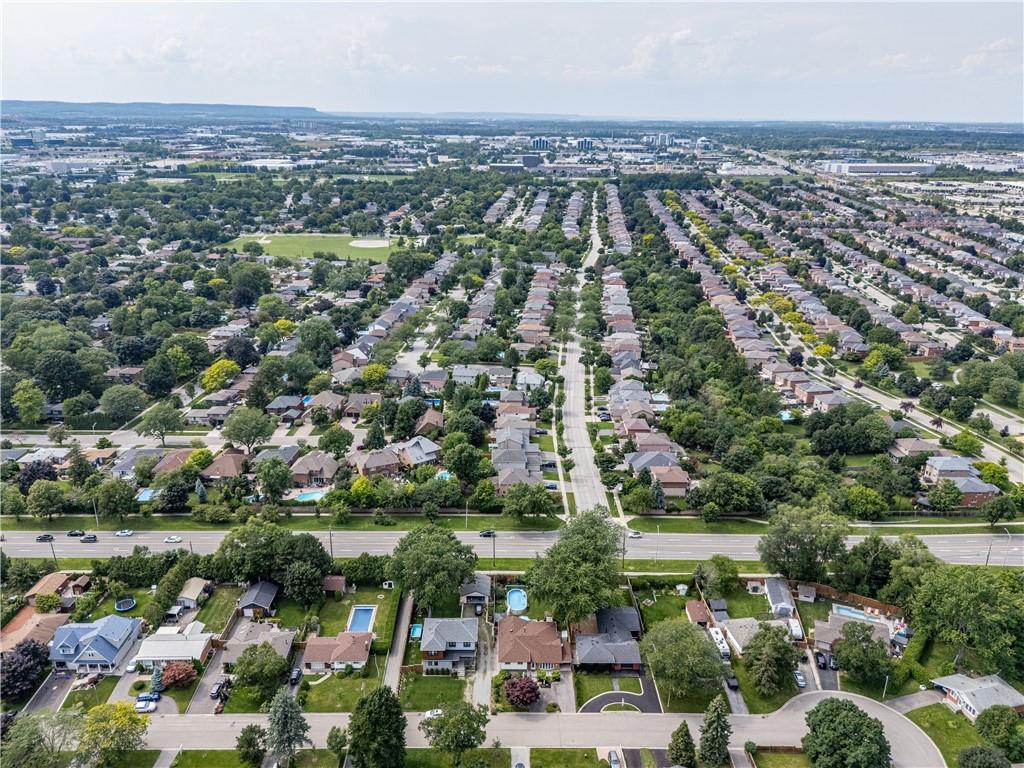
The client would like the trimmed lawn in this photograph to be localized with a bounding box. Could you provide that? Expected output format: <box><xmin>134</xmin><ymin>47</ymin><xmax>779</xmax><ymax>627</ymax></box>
<box><xmin>424</xmin><ymin>590</ymin><xmax>462</xmax><ymax>619</ymax></box>
<box><xmin>754</xmin><ymin>752</ymin><xmax>812</xmax><ymax>768</ymax></box>
<box><xmin>62</xmin><ymin>675</ymin><xmax>118</xmax><ymax>710</ymax></box>
<box><xmin>720</xmin><ymin>585</ymin><xmax>771</xmax><ymax>621</ymax></box>
<box><xmin>194</xmin><ymin>586</ymin><xmax>243</xmax><ymax>634</ymax></box>
<box><xmin>531</xmin><ymin>749</ymin><xmax>601</xmax><ymax>768</ymax></box>
<box><xmin>796</xmin><ymin>599</ymin><xmax>832</xmax><ymax>640</ymax></box>
<box><xmin>406</xmin><ymin>748</ymin><xmax>510</xmax><ymax>768</ymax></box>
<box><xmin>172</xmin><ymin>751</ymin><xmax>245</xmax><ymax>768</ymax></box>
<box><xmin>293</xmin><ymin>751</ymin><xmax>341</xmax><ymax>768</ymax></box>
<box><xmin>536</xmin><ymin>435</ymin><xmax>555</xmax><ymax>453</ymax></box>
<box><xmin>221</xmin><ymin>684</ymin><xmax>269</xmax><ymax>714</ymax></box>
<box><xmin>732</xmin><ymin>659</ymin><xmax>799</xmax><ymax>714</ymax></box>
<box><xmin>618</xmin><ymin>676</ymin><xmax>642</xmax><ymax>694</ymax></box>
<box><xmin>88</xmin><ymin>587</ymin><xmax>155</xmax><ymax>621</ymax></box>
<box><xmin>317</xmin><ymin>586</ymin><xmax>400</xmax><ymax>640</ymax></box>
<box><xmin>574</xmin><ymin>672</ymin><xmax>615</xmax><ymax>706</ymax></box>
<box><xmin>602</xmin><ymin>702</ymin><xmax>639</xmax><ymax>711</ymax></box>
<box><xmin>399</xmin><ymin>674</ymin><xmax>466</xmax><ymax>711</ymax></box>
<box><xmin>659</xmin><ymin>682</ymin><xmax>727</xmax><ymax>714</ymax></box>
<box><xmin>906</xmin><ymin>704</ymin><xmax>983</xmax><ymax>768</ymax></box>
<box><xmin>629</xmin><ymin>517</ymin><xmax>768</xmax><ymax>535</ymax></box>
<box><xmin>226</xmin><ymin>233</ymin><xmax>391</xmax><ymax>262</ymax></box>
<box><xmin>302</xmin><ymin>661</ymin><xmax>385</xmax><ymax>712</ymax></box>
<box><xmin>274</xmin><ymin>597</ymin><xmax>314</xmax><ymax>630</ymax></box>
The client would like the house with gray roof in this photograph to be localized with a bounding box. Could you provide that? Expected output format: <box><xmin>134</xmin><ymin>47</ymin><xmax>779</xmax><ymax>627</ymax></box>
<box><xmin>931</xmin><ymin>674</ymin><xmax>1024</xmax><ymax>721</ymax></box>
<box><xmin>239</xmin><ymin>581</ymin><xmax>279</xmax><ymax>618</ymax></box>
<box><xmin>572</xmin><ymin>606</ymin><xmax>643</xmax><ymax>672</ymax></box>
<box><xmin>459</xmin><ymin>573</ymin><xmax>492</xmax><ymax>606</ymax></box>
<box><xmin>51</xmin><ymin>614</ymin><xmax>141</xmax><ymax>672</ymax></box>
<box><xmin>420</xmin><ymin>617</ymin><xmax>479</xmax><ymax>673</ymax></box>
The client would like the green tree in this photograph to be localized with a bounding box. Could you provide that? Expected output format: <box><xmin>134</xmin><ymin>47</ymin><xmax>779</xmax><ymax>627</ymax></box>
<box><xmin>974</xmin><ymin>705</ymin><xmax>1022</xmax><ymax>760</ymax></box>
<box><xmin>135</xmin><ymin>402</ymin><xmax>185</xmax><ymax>446</ymax></box>
<box><xmin>841</xmin><ymin>484</ymin><xmax>888</xmax><ymax>521</ymax></box>
<box><xmin>34</xmin><ymin>593</ymin><xmax>60</xmax><ymax>613</ymax></box>
<box><xmin>26</xmin><ymin>480</ymin><xmax>64</xmax><ymax>519</ymax></box>
<box><xmin>47</xmin><ymin>424</ymin><xmax>69</xmax><ymax>446</ymax></box>
<box><xmin>502</xmin><ymin>481</ymin><xmax>558</xmax><ymax>519</ymax></box>
<box><xmin>65</xmin><ymin>444</ymin><xmax>95</xmax><ymax>487</ymax></box>
<box><xmin>255</xmin><ymin>457</ymin><xmax>293</xmax><ymax>502</ymax></box>
<box><xmin>319</xmin><ymin>424</ymin><xmax>354</xmax><ymax>459</ymax></box>
<box><xmin>641</xmin><ymin>619</ymin><xmax>724</xmax><ymax>707</ymax></box>
<box><xmin>879</xmin><ymin>536</ymin><xmax>938</xmax><ymax>615</ymax></box>
<box><xmin>99</xmin><ymin>384</ymin><xmax>148</xmax><ymax>424</ymax></box>
<box><xmin>364</xmin><ymin>419</ymin><xmax>386</xmax><ymax>450</ymax></box>
<box><xmin>745</xmin><ymin>623</ymin><xmax>802</xmax><ymax>697</ymax></box>
<box><xmin>12</xmin><ymin>380</ymin><xmax>45</xmax><ymax>424</ymax></box>
<box><xmin>757</xmin><ymin>506</ymin><xmax>849</xmax><ymax>582</ymax></box>
<box><xmin>831</xmin><ymin>533</ymin><xmax>898</xmax><ymax>598</ymax></box>
<box><xmin>142</xmin><ymin>354</ymin><xmax>176</xmax><ymax>398</ymax></box>
<box><xmin>982</xmin><ymin>495</ymin><xmax>1017</xmax><ymax>528</ymax></box>
<box><xmin>361</xmin><ymin>363</ymin><xmax>389</xmax><ymax>389</ymax></box>
<box><xmin>389</xmin><ymin>526</ymin><xmax>476</xmax><ymax>613</ymax></box>
<box><xmin>236</xmin><ymin>724</ymin><xmax>267</xmax><ymax>768</ymax></box>
<box><xmin>950</xmin><ymin>431</ymin><xmax>983</xmax><ymax>456</ymax></box>
<box><xmin>418</xmin><ymin>701</ymin><xmax>489</xmax><ymax>767</ymax></box>
<box><xmin>525</xmin><ymin>507</ymin><xmax>623</xmax><ymax>624</ymax></box>
<box><xmin>327</xmin><ymin>726</ymin><xmax>349</xmax><ymax>766</ymax></box>
<box><xmin>283</xmin><ymin>561</ymin><xmax>324</xmax><ymax>609</ymax></box>
<box><xmin>802</xmin><ymin>698</ymin><xmax>891</xmax><ymax>768</ymax></box>
<box><xmin>445</xmin><ymin>442</ymin><xmax>484</xmax><ymax>489</ymax></box>
<box><xmin>959</xmin><ymin>746</ymin><xmax>1012</xmax><ymax>768</ymax></box>
<box><xmin>95</xmin><ymin>478</ymin><xmax>137</xmax><ymax>521</ymax></box>
<box><xmin>298</xmin><ymin>318</ymin><xmax>338</xmax><ymax>368</ymax></box>
<box><xmin>667</xmin><ymin>720</ymin><xmax>697</xmax><ymax>768</ymax></box>
<box><xmin>834</xmin><ymin>621</ymin><xmax>892</xmax><ymax>686</ymax></box>
<box><xmin>3</xmin><ymin>708</ymin><xmax>83</xmax><ymax>768</ymax></box>
<box><xmin>222</xmin><ymin>407</ymin><xmax>277</xmax><ymax>454</ymax></box>
<box><xmin>2</xmin><ymin>484</ymin><xmax>25</xmax><ymax>519</ymax></box>
<box><xmin>348</xmin><ymin>686</ymin><xmax>407</xmax><ymax>768</ymax></box>
<box><xmin>234</xmin><ymin>642</ymin><xmax>289</xmax><ymax>702</ymax></box>
<box><xmin>267</xmin><ymin>688</ymin><xmax>310</xmax><ymax>763</ymax></box>
<box><xmin>202</xmin><ymin>359</ymin><xmax>242</xmax><ymax>392</ymax></box>
<box><xmin>76</xmin><ymin>701</ymin><xmax>149</xmax><ymax>768</ymax></box>
<box><xmin>698</xmin><ymin>695</ymin><xmax>732</xmax><ymax>766</ymax></box>
<box><xmin>928</xmin><ymin>479</ymin><xmax>963</xmax><ymax>512</ymax></box>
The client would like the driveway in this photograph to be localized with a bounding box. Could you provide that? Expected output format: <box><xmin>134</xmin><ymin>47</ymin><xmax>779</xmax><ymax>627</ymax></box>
<box><xmin>23</xmin><ymin>670</ymin><xmax>74</xmax><ymax>713</ymax></box>
<box><xmin>471</xmin><ymin>612</ymin><xmax>497</xmax><ymax>706</ymax></box>
<box><xmin>624</xmin><ymin>749</ymin><xmax>671</xmax><ymax>768</ymax></box>
<box><xmin>578</xmin><ymin>673</ymin><xmax>661</xmax><ymax>714</ymax></box>
<box><xmin>384</xmin><ymin>593</ymin><xmax>414</xmax><ymax>691</ymax></box>
<box><xmin>187</xmin><ymin>649</ymin><xmax>225</xmax><ymax>714</ymax></box>
<box><xmin>886</xmin><ymin>689</ymin><xmax>943</xmax><ymax>714</ymax></box>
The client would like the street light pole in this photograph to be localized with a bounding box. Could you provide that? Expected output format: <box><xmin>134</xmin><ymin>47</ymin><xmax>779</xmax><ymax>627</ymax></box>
<box><xmin>492</xmin><ymin>532</ymin><xmax>496</xmax><ymax>569</ymax></box>
<box><xmin>49</xmin><ymin>540</ymin><xmax>58</xmax><ymax>569</ymax></box>
<box><xmin>328</xmin><ymin>526</ymin><xmax>334</xmax><ymax>559</ymax></box>
<box><xmin>92</xmin><ymin>497</ymin><xmax>100</xmax><ymax>528</ymax></box>
<box><xmin>656</xmin><ymin>524</ymin><xmax>660</xmax><ymax>562</ymax></box>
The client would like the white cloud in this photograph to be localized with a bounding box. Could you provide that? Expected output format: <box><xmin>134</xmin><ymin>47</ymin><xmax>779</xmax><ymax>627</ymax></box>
<box><xmin>958</xmin><ymin>37</ymin><xmax>1023</xmax><ymax>76</ymax></box>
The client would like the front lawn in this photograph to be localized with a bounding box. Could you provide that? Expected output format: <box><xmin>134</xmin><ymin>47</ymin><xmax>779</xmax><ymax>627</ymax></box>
<box><xmin>195</xmin><ymin>586</ymin><xmax>243</xmax><ymax>634</ymax></box>
<box><xmin>62</xmin><ymin>674</ymin><xmax>118</xmax><ymax>710</ymax></box>
<box><xmin>753</xmin><ymin>752</ymin><xmax>812</xmax><ymax>768</ymax></box>
<box><xmin>732</xmin><ymin>659</ymin><xmax>798</xmax><ymax>714</ymax></box>
<box><xmin>221</xmin><ymin>684</ymin><xmax>269</xmax><ymax>714</ymax></box>
<box><xmin>399</xmin><ymin>674</ymin><xmax>466</xmax><ymax>711</ymax></box>
<box><xmin>906</xmin><ymin>703</ymin><xmax>983</xmax><ymax>768</ymax></box>
<box><xmin>302</xmin><ymin>662</ymin><xmax>384</xmax><ymax>712</ymax></box>
<box><xmin>171</xmin><ymin>751</ymin><xmax>244</xmax><ymax>768</ymax></box>
<box><xmin>293</xmin><ymin>750</ymin><xmax>342</xmax><ymax>768</ymax></box>
<box><xmin>658</xmin><ymin>681</ymin><xmax>729</xmax><ymax>714</ymax></box>
<box><xmin>406</xmin><ymin>749</ymin><xmax>510</xmax><ymax>768</ymax></box>
<box><xmin>530</xmin><ymin>749</ymin><xmax>600</xmax><ymax>768</ymax></box>
<box><xmin>573</xmin><ymin>671</ymin><xmax>641</xmax><ymax>708</ymax></box>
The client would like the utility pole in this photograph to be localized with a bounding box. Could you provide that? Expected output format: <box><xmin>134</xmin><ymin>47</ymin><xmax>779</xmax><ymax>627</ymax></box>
<box><xmin>621</xmin><ymin>526</ymin><xmax>626</xmax><ymax>569</ymax></box>
<box><xmin>49</xmin><ymin>540</ymin><xmax>59</xmax><ymax>569</ymax></box>
<box><xmin>328</xmin><ymin>526</ymin><xmax>334</xmax><ymax>559</ymax></box>
<box><xmin>92</xmin><ymin>497</ymin><xmax>100</xmax><ymax>528</ymax></box>
<box><xmin>492</xmin><ymin>532</ymin><xmax>496</xmax><ymax>569</ymax></box>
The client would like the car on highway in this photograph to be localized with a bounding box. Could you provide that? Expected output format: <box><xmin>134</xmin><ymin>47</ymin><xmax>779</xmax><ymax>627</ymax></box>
<box><xmin>423</xmin><ymin>709</ymin><xmax>443</xmax><ymax>720</ymax></box>
<box><xmin>828</xmin><ymin>654</ymin><xmax>839</xmax><ymax>671</ymax></box>
<box><xmin>627</xmin><ymin>530</ymin><xmax>643</xmax><ymax>539</ymax></box>
<box><xmin>478</xmin><ymin>530</ymin><xmax>495</xmax><ymax>538</ymax></box>
<box><xmin>164</xmin><ymin>535</ymin><xmax>183</xmax><ymax>544</ymax></box>
<box><xmin>67</xmin><ymin>529</ymin><xmax>85</xmax><ymax>537</ymax></box>
<box><xmin>814</xmin><ymin>651</ymin><xmax>827</xmax><ymax>669</ymax></box>
<box><xmin>80</xmin><ymin>534</ymin><xmax>98</xmax><ymax>543</ymax></box>
<box><xmin>35</xmin><ymin>533</ymin><xmax>54</xmax><ymax>542</ymax></box>
<box><xmin>115</xmin><ymin>529</ymin><xmax>134</xmax><ymax>537</ymax></box>
<box><xmin>793</xmin><ymin>670</ymin><xmax>807</xmax><ymax>688</ymax></box>
<box><xmin>134</xmin><ymin>700</ymin><xmax>157</xmax><ymax>713</ymax></box>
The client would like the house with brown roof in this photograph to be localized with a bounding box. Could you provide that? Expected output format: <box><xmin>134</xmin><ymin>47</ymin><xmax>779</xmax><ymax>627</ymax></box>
<box><xmin>685</xmin><ymin>600</ymin><xmax>710</xmax><ymax>627</ymax></box>
<box><xmin>25</xmin><ymin>571</ymin><xmax>90</xmax><ymax>609</ymax></box>
<box><xmin>153</xmin><ymin>448</ymin><xmax>193</xmax><ymax>475</ymax></box>
<box><xmin>291</xmin><ymin>450</ymin><xmax>340</xmax><ymax>487</ymax></box>
<box><xmin>199</xmin><ymin>449</ymin><xmax>246</xmax><ymax>483</ymax></box>
<box><xmin>352</xmin><ymin>448</ymin><xmax>404</xmax><ymax>477</ymax></box>
<box><xmin>650</xmin><ymin>466</ymin><xmax>691</xmax><ymax>497</ymax></box>
<box><xmin>302</xmin><ymin>632</ymin><xmax>373</xmax><ymax>671</ymax></box>
<box><xmin>415</xmin><ymin>408</ymin><xmax>444</xmax><ymax>436</ymax></box>
<box><xmin>496</xmin><ymin>615</ymin><xmax>570</xmax><ymax>673</ymax></box>
<box><xmin>0</xmin><ymin>610</ymin><xmax>69</xmax><ymax>652</ymax></box>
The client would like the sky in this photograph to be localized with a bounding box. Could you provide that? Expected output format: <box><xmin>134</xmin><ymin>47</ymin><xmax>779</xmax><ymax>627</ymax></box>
<box><xmin>3</xmin><ymin>1</ymin><xmax>1022</xmax><ymax>123</ymax></box>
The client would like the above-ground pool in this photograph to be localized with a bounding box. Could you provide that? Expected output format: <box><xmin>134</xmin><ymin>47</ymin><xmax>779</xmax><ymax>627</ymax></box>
<box><xmin>295</xmin><ymin>490</ymin><xmax>327</xmax><ymax>503</ymax></box>
<box><xmin>410</xmin><ymin>623</ymin><xmax>422</xmax><ymax>640</ymax></box>
<box><xmin>114</xmin><ymin>598</ymin><xmax>137</xmax><ymax>612</ymax></box>
<box><xmin>347</xmin><ymin>605</ymin><xmax>377</xmax><ymax>633</ymax></box>
<box><xmin>507</xmin><ymin>588</ymin><xmax>528</xmax><ymax>615</ymax></box>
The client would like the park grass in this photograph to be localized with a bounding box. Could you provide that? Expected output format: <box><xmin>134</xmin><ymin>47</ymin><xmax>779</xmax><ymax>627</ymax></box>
<box><xmin>220</xmin><ymin>684</ymin><xmax>268</xmax><ymax>714</ymax></box>
<box><xmin>62</xmin><ymin>674</ymin><xmax>118</xmax><ymax>710</ymax></box>
<box><xmin>530</xmin><ymin>749</ymin><xmax>600</xmax><ymax>768</ymax></box>
<box><xmin>753</xmin><ymin>752</ymin><xmax>812</xmax><ymax>768</ymax></box>
<box><xmin>171</xmin><ymin>751</ymin><xmax>245</xmax><ymax>768</ymax></box>
<box><xmin>302</xmin><ymin>662</ymin><xmax>385</xmax><ymax>712</ymax></box>
<box><xmin>226</xmin><ymin>233</ymin><xmax>391</xmax><ymax>262</ymax></box>
<box><xmin>406</xmin><ymin>748</ymin><xmax>510</xmax><ymax>768</ymax></box>
<box><xmin>732</xmin><ymin>659</ymin><xmax>799</xmax><ymax>714</ymax></box>
<box><xmin>906</xmin><ymin>703</ymin><xmax>983</xmax><ymax>768</ymax></box>
<box><xmin>195</xmin><ymin>586</ymin><xmax>243</xmax><ymax>634</ymax></box>
<box><xmin>399</xmin><ymin>674</ymin><xmax>466</xmax><ymax>712</ymax></box>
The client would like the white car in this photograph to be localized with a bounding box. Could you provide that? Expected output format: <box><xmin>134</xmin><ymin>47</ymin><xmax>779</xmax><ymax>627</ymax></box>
<box><xmin>115</xmin><ymin>529</ymin><xmax>134</xmax><ymax>537</ymax></box>
<box><xmin>163</xmin><ymin>535</ymin><xmax>183</xmax><ymax>544</ymax></box>
<box><xmin>627</xmin><ymin>530</ymin><xmax>643</xmax><ymax>539</ymax></box>
<box><xmin>793</xmin><ymin>670</ymin><xmax>807</xmax><ymax>689</ymax></box>
<box><xmin>423</xmin><ymin>709</ymin><xmax>443</xmax><ymax>720</ymax></box>
<box><xmin>134</xmin><ymin>700</ymin><xmax>157</xmax><ymax>713</ymax></box>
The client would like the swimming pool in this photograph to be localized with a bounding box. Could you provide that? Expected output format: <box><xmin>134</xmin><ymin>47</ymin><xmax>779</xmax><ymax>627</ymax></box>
<box><xmin>410</xmin><ymin>623</ymin><xmax>423</xmax><ymax>640</ymax></box>
<box><xmin>832</xmin><ymin>604</ymin><xmax>883</xmax><ymax>623</ymax></box>
<box><xmin>507</xmin><ymin>588</ymin><xmax>528</xmax><ymax>615</ymax></box>
<box><xmin>295</xmin><ymin>490</ymin><xmax>327</xmax><ymax>503</ymax></box>
<box><xmin>348</xmin><ymin>605</ymin><xmax>377</xmax><ymax>633</ymax></box>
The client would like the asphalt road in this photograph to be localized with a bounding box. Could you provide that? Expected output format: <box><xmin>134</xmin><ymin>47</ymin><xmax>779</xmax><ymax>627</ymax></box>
<box><xmin>140</xmin><ymin>691</ymin><xmax>943</xmax><ymax>767</ymax></box>
<box><xmin>6</xmin><ymin>529</ymin><xmax>1023</xmax><ymax>566</ymax></box>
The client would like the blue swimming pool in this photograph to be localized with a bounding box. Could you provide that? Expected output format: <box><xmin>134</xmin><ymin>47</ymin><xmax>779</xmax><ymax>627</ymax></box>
<box><xmin>410</xmin><ymin>623</ymin><xmax>423</xmax><ymax>640</ymax></box>
<box><xmin>295</xmin><ymin>490</ymin><xmax>327</xmax><ymax>503</ymax></box>
<box><xmin>348</xmin><ymin>605</ymin><xmax>377</xmax><ymax>633</ymax></box>
<box><xmin>507</xmin><ymin>588</ymin><xmax>528</xmax><ymax>615</ymax></box>
<box><xmin>833</xmin><ymin>604</ymin><xmax>882</xmax><ymax>623</ymax></box>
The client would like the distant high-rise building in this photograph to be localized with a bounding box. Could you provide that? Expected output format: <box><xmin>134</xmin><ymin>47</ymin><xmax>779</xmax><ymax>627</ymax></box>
<box><xmin>576</xmin><ymin>137</ymin><xmax>593</xmax><ymax>151</ymax></box>
<box><xmin>531</xmin><ymin>137</ymin><xmax>550</xmax><ymax>151</ymax></box>
<box><xmin>657</xmin><ymin>133</ymin><xmax>673</xmax><ymax>148</ymax></box>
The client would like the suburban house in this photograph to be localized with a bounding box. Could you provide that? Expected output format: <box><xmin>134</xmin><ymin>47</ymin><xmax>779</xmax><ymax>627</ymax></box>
<box><xmin>176</xmin><ymin>577</ymin><xmax>211</xmax><ymax>610</ymax></box>
<box><xmin>303</xmin><ymin>632</ymin><xmax>373</xmax><ymax>672</ymax></box>
<box><xmin>650</xmin><ymin>466</ymin><xmax>691</xmax><ymax>497</ymax></box>
<box><xmin>393</xmin><ymin>436</ymin><xmax>442</xmax><ymax>468</ymax></box>
<box><xmin>496</xmin><ymin>615</ymin><xmax>570</xmax><ymax>672</ymax></box>
<box><xmin>887</xmin><ymin>438</ymin><xmax>942</xmax><ymax>462</ymax></box>
<box><xmin>459</xmin><ymin>573</ymin><xmax>492</xmax><ymax>607</ymax></box>
<box><xmin>948</xmin><ymin>477</ymin><xmax>1001</xmax><ymax>508</ymax></box>
<box><xmin>25</xmin><ymin>571</ymin><xmax>91</xmax><ymax>609</ymax></box>
<box><xmin>50</xmin><ymin>614</ymin><xmax>141</xmax><ymax>673</ymax></box>
<box><xmin>813</xmin><ymin>614</ymin><xmax>889</xmax><ymax>653</ymax></box>
<box><xmin>291</xmin><ymin>450</ymin><xmax>340</xmax><ymax>487</ymax></box>
<box><xmin>573</xmin><ymin>607</ymin><xmax>643</xmax><ymax>672</ymax></box>
<box><xmin>253</xmin><ymin>445</ymin><xmax>302</xmax><ymax>466</ymax></box>
<box><xmin>420</xmin><ymin>618</ymin><xmax>479</xmax><ymax>674</ymax></box>
<box><xmin>239</xmin><ymin>581</ymin><xmax>279</xmax><ymax>618</ymax></box>
<box><xmin>719</xmin><ymin>617</ymin><xmax>790</xmax><ymax>656</ymax></box>
<box><xmin>922</xmin><ymin>456</ymin><xmax>979</xmax><ymax>484</ymax></box>
<box><xmin>133</xmin><ymin>621</ymin><xmax>214</xmax><ymax>670</ymax></box>
<box><xmin>930</xmin><ymin>674</ymin><xmax>1024</xmax><ymax>722</ymax></box>
<box><xmin>222</xmin><ymin>622</ymin><xmax>296</xmax><ymax>665</ymax></box>
<box><xmin>199</xmin><ymin>450</ymin><xmax>246</xmax><ymax>483</ymax></box>
<box><xmin>0</xmin><ymin>611</ymin><xmax>69</xmax><ymax>653</ymax></box>
<box><xmin>353</xmin><ymin>448</ymin><xmax>404</xmax><ymax>477</ymax></box>
<box><xmin>415</xmin><ymin>408</ymin><xmax>444</xmax><ymax>436</ymax></box>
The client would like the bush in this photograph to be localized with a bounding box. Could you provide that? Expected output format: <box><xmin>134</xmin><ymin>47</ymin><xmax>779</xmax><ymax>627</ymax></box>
<box><xmin>162</xmin><ymin>660</ymin><xmax>198</xmax><ymax>688</ymax></box>
<box><xmin>546</xmin><ymin>702</ymin><xmax>559</xmax><ymax>713</ymax></box>
<box><xmin>745</xmin><ymin>741</ymin><xmax>758</xmax><ymax>756</ymax></box>
<box><xmin>504</xmin><ymin>675</ymin><xmax>541</xmax><ymax>709</ymax></box>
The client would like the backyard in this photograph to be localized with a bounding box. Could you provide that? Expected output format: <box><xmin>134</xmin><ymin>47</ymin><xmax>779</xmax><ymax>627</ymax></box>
<box><xmin>302</xmin><ymin>660</ymin><xmax>385</xmax><ymax>712</ymax></box>
<box><xmin>906</xmin><ymin>703</ymin><xmax>983</xmax><ymax>768</ymax></box>
<box><xmin>399</xmin><ymin>673</ymin><xmax>467</xmax><ymax>711</ymax></box>
<box><xmin>718</xmin><ymin>585</ymin><xmax>771</xmax><ymax>621</ymax></box>
<box><xmin>632</xmin><ymin>576</ymin><xmax>690</xmax><ymax>629</ymax></box>
<box><xmin>194</xmin><ymin>586</ymin><xmax>243</xmax><ymax>634</ymax></box>
<box><xmin>88</xmin><ymin>587</ymin><xmax>155</xmax><ymax>621</ymax></box>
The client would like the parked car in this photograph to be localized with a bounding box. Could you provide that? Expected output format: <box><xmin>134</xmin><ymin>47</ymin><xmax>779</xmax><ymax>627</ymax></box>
<box><xmin>424</xmin><ymin>709</ymin><xmax>443</xmax><ymax>720</ymax></box>
<box><xmin>80</xmin><ymin>534</ymin><xmax>98</xmax><ymax>543</ymax></box>
<box><xmin>478</xmin><ymin>530</ymin><xmax>495</xmax><ymax>538</ymax></box>
<box><xmin>115</xmin><ymin>529</ymin><xmax>134</xmax><ymax>537</ymax></box>
<box><xmin>627</xmin><ymin>530</ymin><xmax>643</xmax><ymax>539</ymax></box>
<box><xmin>609</xmin><ymin>751</ymin><xmax>621</xmax><ymax>768</ymax></box>
<box><xmin>137</xmin><ymin>691</ymin><xmax>161</xmax><ymax>702</ymax></box>
<box><xmin>210</xmin><ymin>679</ymin><xmax>227</xmax><ymax>699</ymax></box>
<box><xmin>164</xmin><ymin>535</ymin><xmax>183</xmax><ymax>544</ymax></box>
<box><xmin>67</xmin><ymin>530</ymin><xmax>85</xmax><ymax>537</ymax></box>
<box><xmin>35</xmin><ymin>533</ymin><xmax>54</xmax><ymax>542</ymax></box>
<box><xmin>544</xmin><ymin>481</ymin><xmax>558</xmax><ymax>490</ymax></box>
<box><xmin>726</xmin><ymin>675</ymin><xmax>740</xmax><ymax>690</ymax></box>
<box><xmin>793</xmin><ymin>671</ymin><xmax>807</xmax><ymax>688</ymax></box>
<box><xmin>828</xmin><ymin>654</ymin><xmax>839</xmax><ymax>671</ymax></box>
<box><xmin>289</xmin><ymin>668</ymin><xmax>302</xmax><ymax>686</ymax></box>
<box><xmin>814</xmin><ymin>651</ymin><xmax>827</xmax><ymax>669</ymax></box>
<box><xmin>134</xmin><ymin>700</ymin><xmax>157</xmax><ymax>713</ymax></box>
<box><xmin>598</xmin><ymin>413</ymin><xmax>611</xmax><ymax>422</ymax></box>
<box><xmin>474</xmin><ymin>604</ymin><xmax>483</xmax><ymax>616</ymax></box>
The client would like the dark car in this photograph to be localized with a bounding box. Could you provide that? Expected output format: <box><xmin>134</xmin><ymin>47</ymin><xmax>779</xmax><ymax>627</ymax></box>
<box><xmin>814</xmin><ymin>651</ymin><xmax>827</xmax><ymax>669</ymax></box>
<box><xmin>828</xmin><ymin>654</ymin><xmax>839</xmax><ymax>671</ymax></box>
<box><xmin>67</xmin><ymin>529</ymin><xmax>85</xmax><ymax>537</ymax></box>
<box><xmin>137</xmin><ymin>691</ymin><xmax>161</xmax><ymax>702</ymax></box>
<box><xmin>289</xmin><ymin>668</ymin><xmax>302</xmax><ymax>686</ymax></box>
<box><xmin>80</xmin><ymin>534</ymin><xmax>98</xmax><ymax>543</ymax></box>
<box><xmin>726</xmin><ymin>675</ymin><xmax>740</xmax><ymax>690</ymax></box>
<box><xmin>210</xmin><ymin>679</ymin><xmax>226</xmax><ymax>699</ymax></box>
<box><xmin>478</xmin><ymin>530</ymin><xmax>495</xmax><ymax>538</ymax></box>
<box><xmin>474</xmin><ymin>604</ymin><xmax>484</xmax><ymax>617</ymax></box>
<box><xmin>35</xmin><ymin>533</ymin><xmax>54</xmax><ymax>542</ymax></box>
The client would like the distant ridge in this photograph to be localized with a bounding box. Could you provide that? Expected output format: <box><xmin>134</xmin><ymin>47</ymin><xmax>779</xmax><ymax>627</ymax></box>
<box><xmin>2</xmin><ymin>100</ymin><xmax>325</xmax><ymax>120</ymax></box>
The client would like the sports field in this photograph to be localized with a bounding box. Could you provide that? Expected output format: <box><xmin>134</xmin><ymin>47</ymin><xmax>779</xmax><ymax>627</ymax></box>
<box><xmin>227</xmin><ymin>233</ymin><xmax>392</xmax><ymax>261</ymax></box>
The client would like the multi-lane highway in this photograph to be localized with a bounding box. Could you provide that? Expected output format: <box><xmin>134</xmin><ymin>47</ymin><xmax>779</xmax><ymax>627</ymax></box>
<box><xmin>5</xmin><ymin>529</ymin><xmax>1022</xmax><ymax>567</ymax></box>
